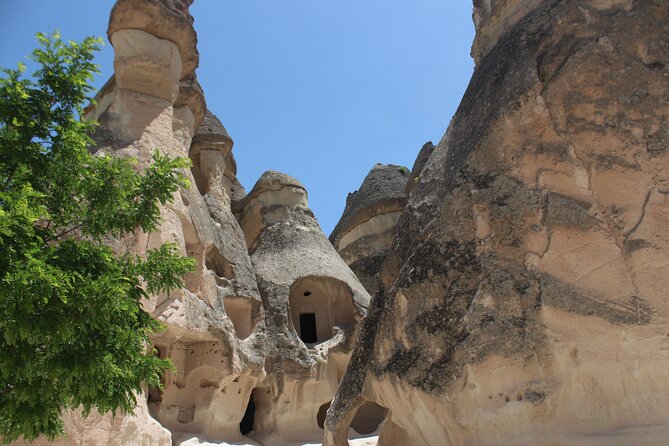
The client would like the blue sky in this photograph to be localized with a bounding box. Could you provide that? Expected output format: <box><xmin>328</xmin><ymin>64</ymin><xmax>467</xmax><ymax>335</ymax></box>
<box><xmin>0</xmin><ymin>1</ymin><xmax>474</xmax><ymax>235</ymax></box>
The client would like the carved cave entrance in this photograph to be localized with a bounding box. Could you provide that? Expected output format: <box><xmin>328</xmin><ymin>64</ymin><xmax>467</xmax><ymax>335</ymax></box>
<box><xmin>147</xmin><ymin>345</ymin><xmax>167</xmax><ymax>418</ymax></box>
<box><xmin>289</xmin><ymin>277</ymin><xmax>355</xmax><ymax>344</ymax></box>
<box><xmin>240</xmin><ymin>391</ymin><xmax>256</xmax><ymax>436</ymax></box>
<box><xmin>299</xmin><ymin>312</ymin><xmax>318</xmax><ymax>343</ymax></box>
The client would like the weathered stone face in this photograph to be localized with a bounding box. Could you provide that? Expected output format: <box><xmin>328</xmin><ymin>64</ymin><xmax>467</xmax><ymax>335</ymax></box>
<box><xmin>92</xmin><ymin>3</ymin><xmax>272</xmax><ymax>442</ymax></box>
<box><xmin>235</xmin><ymin>170</ymin><xmax>371</xmax><ymax>443</ymax></box>
<box><xmin>325</xmin><ymin>1</ymin><xmax>669</xmax><ymax>445</ymax></box>
<box><xmin>330</xmin><ymin>164</ymin><xmax>410</xmax><ymax>297</ymax></box>
<box><xmin>11</xmin><ymin>0</ymin><xmax>668</xmax><ymax>445</ymax></box>
<box><xmin>12</xmin><ymin>1</ymin><xmax>267</xmax><ymax>445</ymax></box>
<box><xmin>16</xmin><ymin>1</ymin><xmax>373</xmax><ymax>444</ymax></box>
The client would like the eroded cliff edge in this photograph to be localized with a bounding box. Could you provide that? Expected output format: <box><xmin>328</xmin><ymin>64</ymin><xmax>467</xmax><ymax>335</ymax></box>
<box><xmin>325</xmin><ymin>1</ymin><xmax>669</xmax><ymax>445</ymax></box>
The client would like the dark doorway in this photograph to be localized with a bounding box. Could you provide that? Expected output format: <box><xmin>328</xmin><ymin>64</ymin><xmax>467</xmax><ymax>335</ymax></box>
<box><xmin>299</xmin><ymin>313</ymin><xmax>317</xmax><ymax>343</ymax></box>
<box><xmin>317</xmin><ymin>401</ymin><xmax>331</xmax><ymax>429</ymax></box>
<box><xmin>239</xmin><ymin>394</ymin><xmax>255</xmax><ymax>436</ymax></box>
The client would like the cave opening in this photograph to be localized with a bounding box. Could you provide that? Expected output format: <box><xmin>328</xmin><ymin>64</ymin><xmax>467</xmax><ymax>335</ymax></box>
<box><xmin>299</xmin><ymin>312</ymin><xmax>318</xmax><ymax>343</ymax></box>
<box><xmin>317</xmin><ymin>401</ymin><xmax>331</xmax><ymax>429</ymax></box>
<box><xmin>147</xmin><ymin>345</ymin><xmax>166</xmax><ymax>419</ymax></box>
<box><xmin>351</xmin><ymin>401</ymin><xmax>389</xmax><ymax>435</ymax></box>
<box><xmin>239</xmin><ymin>393</ymin><xmax>256</xmax><ymax>436</ymax></box>
<box><xmin>289</xmin><ymin>276</ymin><xmax>355</xmax><ymax>344</ymax></box>
<box><xmin>224</xmin><ymin>297</ymin><xmax>254</xmax><ymax>339</ymax></box>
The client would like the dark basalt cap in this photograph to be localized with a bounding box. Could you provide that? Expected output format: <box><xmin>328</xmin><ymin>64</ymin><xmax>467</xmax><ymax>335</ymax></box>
<box><xmin>192</xmin><ymin>109</ymin><xmax>233</xmax><ymax>148</ymax></box>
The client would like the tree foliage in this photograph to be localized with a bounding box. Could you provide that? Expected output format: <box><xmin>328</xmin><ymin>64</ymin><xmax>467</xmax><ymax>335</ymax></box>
<box><xmin>0</xmin><ymin>32</ymin><xmax>194</xmax><ymax>443</ymax></box>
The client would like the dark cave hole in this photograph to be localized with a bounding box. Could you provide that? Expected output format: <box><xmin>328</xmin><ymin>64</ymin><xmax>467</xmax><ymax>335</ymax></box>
<box><xmin>299</xmin><ymin>312</ymin><xmax>318</xmax><ymax>343</ymax></box>
<box><xmin>317</xmin><ymin>401</ymin><xmax>331</xmax><ymax>429</ymax></box>
<box><xmin>239</xmin><ymin>393</ymin><xmax>256</xmax><ymax>436</ymax></box>
<box><xmin>351</xmin><ymin>401</ymin><xmax>389</xmax><ymax>435</ymax></box>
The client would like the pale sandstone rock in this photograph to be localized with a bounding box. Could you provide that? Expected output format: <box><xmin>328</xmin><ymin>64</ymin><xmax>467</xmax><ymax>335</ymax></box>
<box><xmin>190</xmin><ymin>110</ymin><xmax>245</xmax><ymax>202</ymax></box>
<box><xmin>15</xmin><ymin>0</ymin><xmax>374</xmax><ymax>444</ymax></box>
<box><xmin>404</xmin><ymin>142</ymin><xmax>435</xmax><ymax>196</ymax></box>
<box><xmin>234</xmin><ymin>171</ymin><xmax>371</xmax><ymax>443</ymax></box>
<box><xmin>326</xmin><ymin>1</ymin><xmax>669</xmax><ymax>445</ymax></box>
<box><xmin>10</xmin><ymin>402</ymin><xmax>170</xmax><ymax>446</ymax></box>
<box><xmin>12</xmin><ymin>0</ymin><xmax>668</xmax><ymax>444</ymax></box>
<box><xmin>108</xmin><ymin>0</ymin><xmax>198</xmax><ymax>78</ymax></box>
<box><xmin>330</xmin><ymin>164</ymin><xmax>410</xmax><ymax>296</ymax></box>
<box><xmin>112</xmin><ymin>28</ymin><xmax>182</xmax><ymax>102</ymax></box>
<box><xmin>175</xmin><ymin>75</ymin><xmax>207</xmax><ymax>130</ymax></box>
<box><xmin>11</xmin><ymin>1</ymin><xmax>264</xmax><ymax>445</ymax></box>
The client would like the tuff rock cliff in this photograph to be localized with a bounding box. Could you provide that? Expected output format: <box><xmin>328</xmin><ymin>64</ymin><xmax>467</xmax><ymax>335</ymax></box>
<box><xmin>329</xmin><ymin>164</ymin><xmax>411</xmax><ymax>297</ymax></box>
<box><xmin>10</xmin><ymin>0</ymin><xmax>669</xmax><ymax>445</ymax></box>
<box><xmin>11</xmin><ymin>0</ymin><xmax>371</xmax><ymax>445</ymax></box>
<box><xmin>325</xmin><ymin>1</ymin><xmax>669</xmax><ymax>445</ymax></box>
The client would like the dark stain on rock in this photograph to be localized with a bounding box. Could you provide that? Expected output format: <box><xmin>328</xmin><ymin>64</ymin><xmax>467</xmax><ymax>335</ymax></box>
<box><xmin>536</xmin><ymin>34</ymin><xmax>591</xmax><ymax>84</ymax></box>
<box><xmin>624</xmin><ymin>238</ymin><xmax>654</xmax><ymax>254</ymax></box>
<box><xmin>348</xmin><ymin>253</ymin><xmax>386</xmax><ymax>297</ymax></box>
<box><xmin>544</xmin><ymin>192</ymin><xmax>596</xmax><ymax>229</ymax></box>
<box><xmin>539</xmin><ymin>273</ymin><xmax>652</xmax><ymax>325</ymax></box>
<box><xmin>435</xmin><ymin>0</ymin><xmax>560</xmax><ymax>194</ymax></box>
<box><xmin>524</xmin><ymin>389</ymin><xmax>547</xmax><ymax>404</ymax></box>
<box><xmin>591</xmin><ymin>154</ymin><xmax>641</xmax><ymax>170</ymax></box>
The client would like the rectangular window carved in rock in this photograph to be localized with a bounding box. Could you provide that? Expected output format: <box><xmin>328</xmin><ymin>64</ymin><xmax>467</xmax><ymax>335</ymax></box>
<box><xmin>299</xmin><ymin>313</ymin><xmax>318</xmax><ymax>343</ymax></box>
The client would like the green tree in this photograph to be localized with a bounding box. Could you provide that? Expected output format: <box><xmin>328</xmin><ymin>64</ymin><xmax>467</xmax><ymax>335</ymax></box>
<box><xmin>0</xmin><ymin>32</ymin><xmax>194</xmax><ymax>443</ymax></box>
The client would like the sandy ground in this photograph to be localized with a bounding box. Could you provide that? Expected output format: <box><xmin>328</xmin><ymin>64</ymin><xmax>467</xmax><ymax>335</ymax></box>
<box><xmin>176</xmin><ymin>430</ymin><xmax>378</xmax><ymax>446</ymax></box>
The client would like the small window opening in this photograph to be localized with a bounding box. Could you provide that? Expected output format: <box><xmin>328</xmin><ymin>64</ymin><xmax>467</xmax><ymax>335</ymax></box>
<box><xmin>205</xmin><ymin>246</ymin><xmax>233</xmax><ymax>281</ymax></box>
<box><xmin>240</xmin><ymin>393</ymin><xmax>256</xmax><ymax>436</ymax></box>
<box><xmin>303</xmin><ymin>291</ymin><xmax>312</xmax><ymax>296</ymax></box>
<box><xmin>299</xmin><ymin>313</ymin><xmax>318</xmax><ymax>343</ymax></box>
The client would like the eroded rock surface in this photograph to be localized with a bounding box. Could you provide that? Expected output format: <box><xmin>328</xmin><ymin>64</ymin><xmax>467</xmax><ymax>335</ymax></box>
<box><xmin>232</xmin><ymin>171</ymin><xmax>371</xmax><ymax>443</ymax></box>
<box><xmin>13</xmin><ymin>1</ymin><xmax>373</xmax><ymax>444</ymax></box>
<box><xmin>10</xmin><ymin>0</ymin><xmax>669</xmax><ymax>445</ymax></box>
<box><xmin>326</xmin><ymin>1</ymin><xmax>669</xmax><ymax>445</ymax></box>
<box><xmin>330</xmin><ymin>164</ymin><xmax>410</xmax><ymax>297</ymax></box>
<box><xmin>16</xmin><ymin>0</ymin><xmax>267</xmax><ymax>444</ymax></box>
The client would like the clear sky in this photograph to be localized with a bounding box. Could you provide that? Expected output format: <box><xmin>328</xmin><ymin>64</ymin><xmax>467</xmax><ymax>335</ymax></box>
<box><xmin>0</xmin><ymin>1</ymin><xmax>474</xmax><ymax>235</ymax></box>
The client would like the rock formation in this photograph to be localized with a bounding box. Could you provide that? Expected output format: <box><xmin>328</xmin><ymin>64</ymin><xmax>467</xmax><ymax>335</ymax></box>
<box><xmin>329</xmin><ymin>164</ymin><xmax>410</xmax><ymax>297</ymax></box>
<box><xmin>325</xmin><ymin>1</ymin><xmax>669</xmax><ymax>445</ymax></box>
<box><xmin>233</xmin><ymin>171</ymin><xmax>370</xmax><ymax>442</ymax></box>
<box><xmin>13</xmin><ymin>0</ymin><xmax>371</xmax><ymax>445</ymax></box>
<box><xmin>404</xmin><ymin>142</ymin><xmax>435</xmax><ymax>196</ymax></box>
<box><xmin>10</xmin><ymin>0</ymin><xmax>669</xmax><ymax>445</ymax></box>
